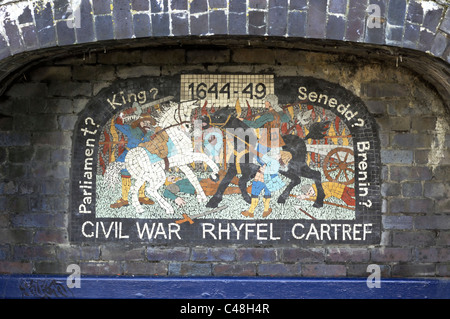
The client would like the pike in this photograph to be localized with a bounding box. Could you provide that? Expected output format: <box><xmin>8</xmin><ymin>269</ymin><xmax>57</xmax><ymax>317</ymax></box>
<box><xmin>293</xmin><ymin>205</ymin><xmax>317</xmax><ymax>220</ymax></box>
<box><xmin>122</xmin><ymin>96</ymin><xmax>174</xmax><ymax>118</ymax></box>
<box><xmin>175</xmin><ymin>206</ymin><xmax>228</xmax><ymax>224</ymax></box>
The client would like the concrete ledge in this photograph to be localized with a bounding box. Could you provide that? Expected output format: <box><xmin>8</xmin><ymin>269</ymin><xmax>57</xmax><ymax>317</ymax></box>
<box><xmin>1</xmin><ymin>275</ymin><xmax>449</xmax><ymax>299</ymax></box>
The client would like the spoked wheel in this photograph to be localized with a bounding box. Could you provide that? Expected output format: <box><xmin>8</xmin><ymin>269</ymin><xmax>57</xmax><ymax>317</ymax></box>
<box><xmin>322</xmin><ymin>147</ymin><xmax>355</xmax><ymax>185</ymax></box>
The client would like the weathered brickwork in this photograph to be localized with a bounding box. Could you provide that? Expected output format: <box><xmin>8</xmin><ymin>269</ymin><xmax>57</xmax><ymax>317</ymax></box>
<box><xmin>0</xmin><ymin>0</ymin><xmax>448</xmax><ymax>282</ymax></box>
<box><xmin>0</xmin><ymin>46</ymin><xmax>448</xmax><ymax>277</ymax></box>
<box><xmin>0</xmin><ymin>0</ymin><xmax>448</xmax><ymax>59</ymax></box>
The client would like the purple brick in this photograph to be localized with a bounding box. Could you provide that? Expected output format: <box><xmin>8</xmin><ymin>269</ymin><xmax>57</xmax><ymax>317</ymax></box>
<box><xmin>424</xmin><ymin>182</ymin><xmax>448</xmax><ymax>199</ymax></box>
<box><xmin>171</xmin><ymin>0</ymin><xmax>188</xmax><ymax>10</ymax></box>
<box><xmin>18</xmin><ymin>6</ymin><xmax>34</xmax><ymax>24</ymax></box>
<box><xmin>415</xmin><ymin>216</ymin><xmax>450</xmax><ymax>230</ymax></box>
<box><xmin>236</xmin><ymin>248</ymin><xmax>277</xmax><ymax>262</ymax></box>
<box><xmin>387</xmin><ymin>0</ymin><xmax>406</xmax><ymax>26</ymax></box>
<box><xmin>282</xmin><ymin>247</ymin><xmax>325</xmax><ymax>262</ymax></box>
<box><xmin>191</xmin><ymin>247</ymin><xmax>235</xmax><ymax>262</ymax></box>
<box><xmin>248</xmin><ymin>10</ymin><xmax>266</xmax><ymax>35</ymax></box>
<box><xmin>56</xmin><ymin>20</ymin><xmax>76</xmax><ymax>46</ymax></box>
<box><xmin>190</xmin><ymin>13</ymin><xmax>208</xmax><ymax>35</ymax></box>
<box><xmin>57</xmin><ymin>246</ymin><xmax>100</xmax><ymax>261</ymax></box>
<box><xmin>0</xmin><ymin>34</ymin><xmax>11</xmax><ymax>60</ymax></box>
<box><xmin>93</xmin><ymin>0</ymin><xmax>111</xmax><ymax>14</ymax></box>
<box><xmin>95</xmin><ymin>15</ymin><xmax>114</xmax><ymax>41</ymax></box>
<box><xmin>392</xmin><ymin>264</ymin><xmax>436</xmax><ymax>277</ymax></box>
<box><xmin>382</xmin><ymin>215</ymin><xmax>414</xmax><ymax>229</ymax></box>
<box><xmin>4</xmin><ymin>20</ymin><xmax>22</xmax><ymax>54</ymax></box>
<box><xmin>289</xmin><ymin>0</ymin><xmax>307</xmax><ymax>10</ymax></box>
<box><xmin>79</xmin><ymin>262</ymin><xmax>121</xmax><ymax>275</ymax></box>
<box><xmin>102</xmin><ymin>246</ymin><xmax>145</xmax><ymax>260</ymax></box>
<box><xmin>147</xmin><ymin>247</ymin><xmax>190</xmax><ymax>261</ymax></box>
<box><xmin>418</xmin><ymin>28</ymin><xmax>435</xmax><ymax>51</ymax></box>
<box><xmin>229</xmin><ymin>12</ymin><xmax>246</xmax><ymax>35</ymax></box>
<box><xmin>151</xmin><ymin>0</ymin><xmax>168</xmax><ymax>12</ymax></box>
<box><xmin>389</xmin><ymin>166</ymin><xmax>433</xmax><ymax>182</ymax></box>
<box><xmin>213</xmin><ymin>263</ymin><xmax>256</xmax><ymax>276</ymax></box>
<box><xmin>406</xmin><ymin>0</ymin><xmax>423</xmax><ymax>24</ymax></box>
<box><xmin>389</xmin><ymin>198</ymin><xmax>434</xmax><ymax>213</ymax></box>
<box><xmin>440</xmin><ymin>10</ymin><xmax>450</xmax><ymax>34</ymax></box>
<box><xmin>53</xmin><ymin>0</ymin><xmax>70</xmax><ymax>20</ymax></box>
<box><xmin>393</xmin><ymin>231</ymin><xmax>435</xmax><ymax>247</ymax></box>
<box><xmin>125</xmin><ymin>262</ymin><xmax>167</xmax><ymax>276</ymax></box>
<box><xmin>113</xmin><ymin>0</ymin><xmax>133</xmax><ymax>39</ymax></box>
<box><xmin>423</xmin><ymin>6</ymin><xmax>443</xmax><ymax>32</ymax></box>
<box><xmin>169</xmin><ymin>262</ymin><xmax>212</xmax><ymax>276</ymax></box>
<box><xmin>431</xmin><ymin>31</ymin><xmax>449</xmax><ymax>57</ymax></box>
<box><xmin>329</xmin><ymin>0</ymin><xmax>347</xmax><ymax>14</ymax></box>
<box><xmin>288</xmin><ymin>11</ymin><xmax>306</xmax><ymax>37</ymax></box>
<box><xmin>133</xmin><ymin>13</ymin><xmax>151</xmax><ymax>38</ymax></box>
<box><xmin>14</xmin><ymin>245</ymin><xmax>56</xmax><ymax>261</ymax></box>
<box><xmin>302</xmin><ymin>264</ymin><xmax>346</xmax><ymax>277</ymax></box>
<box><xmin>268</xmin><ymin>6</ymin><xmax>287</xmax><ymax>36</ymax></box>
<box><xmin>404</xmin><ymin>22</ymin><xmax>421</xmax><ymax>47</ymax></box>
<box><xmin>345</xmin><ymin>0</ymin><xmax>366</xmax><ymax>41</ymax></box>
<box><xmin>326</xmin><ymin>15</ymin><xmax>345</xmax><ymax>40</ymax></box>
<box><xmin>257</xmin><ymin>263</ymin><xmax>301</xmax><ymax>276</ymax></box>
<box><xmin>229</xmin><ymin>0</ymin><xmax>246</xmax><ymax>12</ymax></box>
<box><xmin>209</xmin><ymin>0</ymin><xmax>227</xmax><ymax>8</ymax></box>
<box><xmin>21</xmin><ymin>25</ymin><xmax>39</xmax><ymax>49</ymax></box>
<box><xmin>33</xmin><ymin>229</ymin><xmax>67</xmax><ymax>244</ymax></box>
<box><xmin>306</xmin><ymin>0</ymin><xmax>327</xmax><ymax>38</ymax></box>
<box><xmin>11</xmin><ymin>213</ymin><xmax>54</xmax><ymax>228</ymax></box>
<box><xmin>371</xmin><ymin>247</ymin><xmax>411</xmax><ymax>262</ymax></box>
<box><xmin>249</xmin><ymin>0</ymin><xmax>267</xmax><ymax>9</ymax></box>
<box><xmin>171</xmin><ymin>11</ymin><xmax>189</xmax><ymax>36</ymax></box>
<box><xmin>189</xmin><ymin>0</ymin><xmax>208</xmax><ymax>14</ymax></box>
<box><xmin>0</xmin><ymin>132</ymin><xmax>31</xmax><ymax>146</ymax></box>
<box><xmin>131</xmin><ymin>0</ymin><xmax>149</xmax><ymax>11</ymax></box>
<box><xmin>152</xmin><ymin>13</ymin><xmax>170</xmax><ymax>36</ymax></box>
<box><xmin>33</xmin><ymin>1</ymin><xmax>57</xmax><ymax>47</ymax></box>
<box><xmin>209</xmin><ymin>9</ymin><xmax>227</xmax><ymax>34</ymax></box>
<box><xmin>326</xmin><ymin>248</ymin><xmax>370</xmax><ymax>263</ymax></box>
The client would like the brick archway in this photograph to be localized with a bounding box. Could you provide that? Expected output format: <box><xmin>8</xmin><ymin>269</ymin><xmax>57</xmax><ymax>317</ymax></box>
<box><xmin>0</xmin><ymin>0</ymin><xmax>449</xmax><ymax>108</ymax></box>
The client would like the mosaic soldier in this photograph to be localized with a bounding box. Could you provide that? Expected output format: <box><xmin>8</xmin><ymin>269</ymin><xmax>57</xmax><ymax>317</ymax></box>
<box><xmin>110</xmin><ymin>113</ymin><xmax>156</xmax><ymax>208</ymax></box>
<box><xmin>164</xmin><ymin>172</ymin><xmax>248</xmax><ymax>207</ymax></box>
<box><xmin>241</xmin><ymin>150</ymin><xmax>292</xmax><ymax>218</ymax></box>
<box><xmin>239</xmin><ymin>94</ymin><xmax>291</xmax><ymax>165</ymax></box>
<box><xmin>297</xmin><ymin>182</ymin><xmax>356</xmax><ymax>207</ymax></box>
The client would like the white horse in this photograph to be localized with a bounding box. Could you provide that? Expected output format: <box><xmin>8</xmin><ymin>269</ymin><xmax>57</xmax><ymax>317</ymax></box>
<box><xmin>105</xmin><ymin>99</ymin><xmax>219</xmax><ymax>214</ymax></box>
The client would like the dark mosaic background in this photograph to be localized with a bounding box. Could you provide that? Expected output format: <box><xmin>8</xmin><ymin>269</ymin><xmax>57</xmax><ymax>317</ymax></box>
<box><xmin>69</xmin><ymin>75</ymin><xmax>381</xmax><ymax>245</ymax></box>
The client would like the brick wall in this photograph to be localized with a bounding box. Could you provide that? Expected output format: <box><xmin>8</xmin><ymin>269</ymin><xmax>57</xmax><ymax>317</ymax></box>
<box><xmin>0</xmin><ymin>46</ymin><xmax>449</xmax><ymax>278</ymax></box>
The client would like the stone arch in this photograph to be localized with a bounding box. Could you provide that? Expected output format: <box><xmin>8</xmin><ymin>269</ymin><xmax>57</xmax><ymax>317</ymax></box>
<box><xmin>0</xmin><ymin>0</ymin><xmax>448</xmax><ymax>108</ymax></box>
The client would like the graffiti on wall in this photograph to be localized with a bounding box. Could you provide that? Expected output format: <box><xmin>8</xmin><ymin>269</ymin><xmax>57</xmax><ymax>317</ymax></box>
<box><xmin>70</xmin><ymin>74</ymin><xmax>381</xmax><ymax>244</ymax></box>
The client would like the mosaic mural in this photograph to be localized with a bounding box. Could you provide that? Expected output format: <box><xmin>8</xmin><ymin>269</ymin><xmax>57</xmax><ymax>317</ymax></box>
<box><xmin>70</xmin><ymin>74</ymin><xmax>381</xmax><ymax>244</ymax></box>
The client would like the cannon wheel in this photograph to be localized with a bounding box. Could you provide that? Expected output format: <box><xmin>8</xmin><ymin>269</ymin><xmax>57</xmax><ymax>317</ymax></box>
<box><xmin>322</xmin><ymin>147</ymin><xmax>355</xmax><ymax>185</ymax></box>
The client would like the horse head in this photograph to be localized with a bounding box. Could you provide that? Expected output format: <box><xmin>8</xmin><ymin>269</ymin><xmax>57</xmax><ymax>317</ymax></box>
<box><xmin>157</xmin><ymin>99</ymin><xmax>199</xmax><ymax>130</ymax></box>
<box><xmin>200</xmin><ymin>106</ymin><xmax>235</xmax><ymax>130</ymax></box>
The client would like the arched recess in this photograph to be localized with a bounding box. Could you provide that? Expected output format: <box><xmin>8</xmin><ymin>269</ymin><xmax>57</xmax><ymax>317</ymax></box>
<box><xmin>0</xmin><ymin>0</ymin><xmax>448</xmax><ymax>111</ymax></box>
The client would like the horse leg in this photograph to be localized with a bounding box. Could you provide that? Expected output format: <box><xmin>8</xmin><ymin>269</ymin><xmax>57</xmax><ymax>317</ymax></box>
<box><xmin>190</xmin><ymin>152</ymin><xmax>220</xmax><ymax>182</ymax></box>
<box><xmin>130</xmin><ymin>177</ymin><xmax>145</xmax><ymax>214</ymax></box>
<box><xmin>146</xmin><ymin>174</ymin><xmax>174</xmax><ymax>215</ymax></box>
<box><xmin>144</xmin><ymin>163</ymin><xmax>175</xmax><ymax>214</ymax></box>
<box><xmin>301</xmin><ymin>165</ymin><xmax>325</xmax><ymax>208</ymax></box>
<box><xmin>178</xmin><ymin>164</ymin><xmax>208</xmax><ymax>203</ymax></box>
<box><xmin>206</xmin><ymin>164</ymin><xmax>237</xmax><ymax>208</ymax></box>
<box><xmin>278</xmin><ymin>168</ymin><xmax>301</xmax><ymax>204</ymax></box>
<box><xmin>238</xmin><ymin>164</ymin><xmax>259</xmax><ymax>204</ymax></box>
